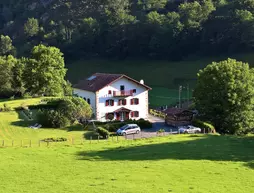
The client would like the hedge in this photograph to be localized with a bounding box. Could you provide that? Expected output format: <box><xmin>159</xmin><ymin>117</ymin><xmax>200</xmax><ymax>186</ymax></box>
<box><xmin>97</xmin><ymin>127</ymin><xmax>110</xmax><ymax>139</ymax></box>
<box><xmin>192</xmin><ymin>119</ymin><xmax>215</xmax><ymax>133</ymax></box>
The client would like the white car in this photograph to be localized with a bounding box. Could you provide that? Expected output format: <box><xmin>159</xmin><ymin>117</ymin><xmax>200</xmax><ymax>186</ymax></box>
<box><xmin>116</xmin><ymin>124</ymin><xmax>141</xmax><ymax>135</ymax></box>
<box><xmin>178</xmin><ymin>125</ymin><xmax>201</xmax><ymax>134</ymax></box>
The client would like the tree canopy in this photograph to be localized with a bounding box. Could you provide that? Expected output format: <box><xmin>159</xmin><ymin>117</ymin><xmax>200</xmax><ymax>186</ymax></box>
<box><xmin>193</xmin><ymin>58</ymin><xmax>254</xmax><ymax>134</ymax></box>
<box><xmin>0</xmin><ymin>0</ymin><xmax>254</xmax><ymax>59</ymax></box>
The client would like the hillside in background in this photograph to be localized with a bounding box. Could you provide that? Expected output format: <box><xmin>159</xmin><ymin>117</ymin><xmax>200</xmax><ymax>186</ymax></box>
<box><xmin>1</xmin><ymin>0</ymin><xmax>254</xmax><ymax>60</ymax></box>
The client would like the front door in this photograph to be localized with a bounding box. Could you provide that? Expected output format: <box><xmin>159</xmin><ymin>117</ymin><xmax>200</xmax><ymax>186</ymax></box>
<box><xmin>119</xmin><ymin>112</ymin><xmax>129</xmax><ymax>121</ymax></box>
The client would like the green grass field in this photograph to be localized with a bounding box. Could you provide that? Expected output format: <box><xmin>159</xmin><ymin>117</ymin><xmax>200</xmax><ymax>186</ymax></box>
<box><xmin>0</xmin><ymin>135</ymin><xmax>253</xmax><ymax>193</ymax></box>
<box><xmin>66</xmin><ymin>53</ymin><xmax>254</xmax><ymax>107</ymax></box>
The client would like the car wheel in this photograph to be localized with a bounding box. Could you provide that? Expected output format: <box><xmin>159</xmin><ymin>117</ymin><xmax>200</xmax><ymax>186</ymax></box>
<box><xmin>136</xmin><ymin>130</ymin><xmax>140</xmax><ymax>134</ymax></box>
<box><xmin>184</xmin><ymin>131</ymin><xmax>188</xmax><ymax>134</ymax></box>
<box><xmin>122</xmin><ymin>132</ymin><xmax>126</xmax><ymax>136</ymax></box>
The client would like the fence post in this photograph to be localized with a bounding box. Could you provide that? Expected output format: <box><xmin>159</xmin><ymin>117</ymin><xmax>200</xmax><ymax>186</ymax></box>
<box><xmin>170</xmin><ymin>129</ymin><xmax>172</xmax><ymax>134</ymax></box>
<box><xmin>72</xmin><ymin>138</ymin><xmax>74</xmax><ymax>145</ymax></box>
<box><xmin>47</xmin><ymin>141</ymin><xmax>49</xmax><ymax>147</ymax></box>
<box><xmin>203</xmin><ymin>128</ymin><xmax>205</xmax><ymax>134</ymax></box>
<box><xmin>112</xmin><ymin>136</ymin><xmax>113</xmax><ymax>142</ymax></box>
<box><xmin>29</xmin><ymin>140</ymin><xmax>32</xmax><ymax>147</ymax></box>
<box><xmin>12</xmin><ymin>140</ymin><xmax>14</xmax><ymax>147</ymax></box>
<box><xmin>90</xmin><ymin>136</ymin><xmax>92</xmax><ymax>144</ymax></box>
<box><xmin>132</xmin><ymin>134</ymin><xmax>134</xmax><ymax>140</ymax></box>
<box><xmin>2</xmin><ymin>140</ymin><xmax>4</xmax><ymax>147</ymax></box>
<box><xmin>97</xmin><ymin>135</ymin><xmax>99</xmax><ymax>142</ymax></box>
<box><xmin>116</xmin><ymin>135</ymin><xmax>118</xmax><ymax>142</ymax></box>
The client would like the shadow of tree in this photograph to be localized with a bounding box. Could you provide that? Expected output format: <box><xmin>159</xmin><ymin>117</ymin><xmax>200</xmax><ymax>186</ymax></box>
<box><xmin>77</xmin><ymin>135</ymin><xmax>254</xmax><ymax>169</ymax></box>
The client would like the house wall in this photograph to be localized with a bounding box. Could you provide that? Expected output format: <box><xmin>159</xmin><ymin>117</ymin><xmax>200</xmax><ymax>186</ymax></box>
<box><xmin>96</xmin><ymin>77</ymin><xmax>149</xmax><ymax>121</ymax></box>
<box><xmin>73</xmin><ymin>88</ymin><xmax>96</xmax><ymax>115</ymax></box>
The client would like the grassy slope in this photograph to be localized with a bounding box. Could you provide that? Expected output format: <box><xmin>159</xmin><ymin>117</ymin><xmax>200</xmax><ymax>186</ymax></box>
<box><xmin>0</xmin><ymin>98</ymin><xmax>85</xmax><ymax>143</ymax></box>
<box><xmin>66</xmin><ymin>53</ymin><xmax>254</xmax><ymax>106</ymax></box>
<box><xmin>0</xmin><ymin>135</ymin><xmax>253</xmax><ymax>193</ymax></box>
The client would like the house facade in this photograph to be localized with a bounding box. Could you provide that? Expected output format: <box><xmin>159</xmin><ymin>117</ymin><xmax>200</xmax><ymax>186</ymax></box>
<box><xmin>73</xmin><ymin>73</ymin><xmax>151</xmax><ymax>122</ymax></box>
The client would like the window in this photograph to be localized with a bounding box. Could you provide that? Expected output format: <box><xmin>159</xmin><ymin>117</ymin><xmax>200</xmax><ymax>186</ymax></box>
<box><xmin>87</xmin><ymin>98</ymin><xmax>91</xmax><ymax>105</ymax></box>
<box><xmin>120</xmin><ymin>85</ymin><xmax>125</xmax><ymax>91</ymax></box>
<box><xmin>108</xmin><ymin>90</ymin><xmax>112</xmax><ymax>95</ymax></box>
<box><xmin>118</xmin><ymin>99</ymin><xmax>127</xmax><ymax>106</ymax></box>
<box><xmin>133</xmin><ymin>89</ymin><xmax>136</xmax><ymax>93</ymax></box>
<box><xmin>131</xmin><ymin>111</ymin><xmax>139</xmax><ymax>118</ymax></box>
<box><xmin>130</xmin><ymin>98</ymin><xmax>139</xmax><ymax>105</ymax></box>
<box><xmin>106</xmin><ymin>99</ymin><xmax>114</xmax><ymax>106</ymax></box>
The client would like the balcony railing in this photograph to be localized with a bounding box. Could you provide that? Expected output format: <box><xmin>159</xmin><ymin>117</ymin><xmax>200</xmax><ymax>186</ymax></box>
<box><xmin>113</xmin><ymin>90</ymin><xmax>133</xmax><ymax>97</ymax></box>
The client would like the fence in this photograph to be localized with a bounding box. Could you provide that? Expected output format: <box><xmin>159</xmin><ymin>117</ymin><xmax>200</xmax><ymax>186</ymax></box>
<box><xmin>0</xmin><ymin>129</ymin><xmax>211</xmax><ymax>148</ymax></box>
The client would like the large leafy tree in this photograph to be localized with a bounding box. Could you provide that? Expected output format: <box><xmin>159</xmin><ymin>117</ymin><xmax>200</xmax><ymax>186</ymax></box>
<box><xmin>0</xmin><ymin>55</ymin><xmax>17</xmax><ymax>97</ymax></box>
<box><xmin>194</xmin><ymin>58</ymin><xmax>254</xmax><ymax>134</ymax></box>
<box><xmin>23</xmin><ymin>44</ymin><xmax>67</xmax><ymax>96</ymax></box>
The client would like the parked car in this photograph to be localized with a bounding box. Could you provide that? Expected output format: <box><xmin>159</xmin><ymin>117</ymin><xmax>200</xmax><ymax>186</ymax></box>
<box><xmin>116</xmin><ymin>124</ymin><xmax>141</xmax><ymax>135</ymax></box>
<box><xmin>178</xmin><ymin>125</ymin><xmax>201</xmax><ymax>134</ymax></box>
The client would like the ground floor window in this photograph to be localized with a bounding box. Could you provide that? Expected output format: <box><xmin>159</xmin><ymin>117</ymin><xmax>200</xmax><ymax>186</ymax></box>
<box><xmin>131</xmin><ymin>111</ymin><xmax>139</xmax><ymax>118</ymax></box>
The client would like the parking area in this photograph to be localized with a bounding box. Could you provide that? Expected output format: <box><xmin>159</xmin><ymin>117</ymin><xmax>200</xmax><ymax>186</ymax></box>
<box><xmin>125</xmin><ymin>115</ymin><xmax>179</xmax><ymax>140</ymax></box>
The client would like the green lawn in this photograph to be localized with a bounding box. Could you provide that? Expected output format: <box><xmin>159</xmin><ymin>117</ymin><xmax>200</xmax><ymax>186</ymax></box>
<box><xmin>0</xmin><ymin>135</ymin><xmax>253</xmax><ymax>193</ymax></box>
<box><xmin>0</xmin><ymin>111</ymin><xmax>85</xmax><ymax>145</ymax></box>
<box><xmin>66</xmin><ymin>53</ymin><xmax>254</xmax><ymax>107</ymax></box>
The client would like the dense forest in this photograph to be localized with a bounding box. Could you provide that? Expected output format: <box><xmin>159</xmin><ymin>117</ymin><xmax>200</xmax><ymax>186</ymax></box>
<box><xmin>1</xmin><ymin>0</ymin><xmax>254</xmax><ymax>60</ymax></box>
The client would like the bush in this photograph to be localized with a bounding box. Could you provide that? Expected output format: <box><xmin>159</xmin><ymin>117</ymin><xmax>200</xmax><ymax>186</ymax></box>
<box><xmin>2</xmin><ymin>103</ymin><xmax>11</xmax><ymax>112</ymax></box>
<box><xmin>192</xmin><ymin>119</ymin><xmax>215</xmax><ymax>133</ymax></box>
<box><xmin>136</xmin><ymin>119</ymin><xmax>152</xmax><ymax>129</ymax></box>
<box><xmin>36</xmin><ymin>110</ymin><xmax>70</xmax><ymax>128</ymax></box>
<box><xmin>41</xmin><ymin>137</ymin><xmax>67</xmax><ymax>142</ymax></box>
<box><xmin>97</xmin><ymin>127</ymin><xmax>110</xmax><ymax>139</ymax></box>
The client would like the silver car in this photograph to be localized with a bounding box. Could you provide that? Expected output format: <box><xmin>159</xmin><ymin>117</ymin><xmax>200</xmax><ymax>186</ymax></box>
<box><xmin>116</xmin><ymin>124</ymin><xmax>141</xmax><ymax>135</ymax></box>
<box><xmin>178</xmin><ymin>125</ymin><xmax>201</xmax><ymax>134</ymax></box>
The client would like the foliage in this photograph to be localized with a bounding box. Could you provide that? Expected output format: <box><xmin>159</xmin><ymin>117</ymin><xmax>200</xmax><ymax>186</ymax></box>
<box><xmin>157</xmin><ymin>128</ymin><xmax>165</xmax><ymax>133</ymax></box>
<box><xmin>36</xmin><ymin>97</ymin><xmax>92</xmax><ymax>128</ymax></box>
<box><xmin>41</xmin><ymin>137</ymin><xmax>67</xmax><ymax>142</ymax></box>
<box><xmin>1</xmin><ymin>0</ymin><xmax>254</xmax><ymax>59</ymax></box>
<box><xmin>193</xmin><ymin>58</ymin><xmax>254</xmax><ymax>134</ymax></box>
<box><xmin>192</xmin><ymin>119</ymin><xmax>216</xmax><ymax>133</ymax></box>
<box><xmin>24</xmin><ymin>18</ymin><xmax>39</xmax><ymax>37</ymax></box>
<box><xmin>23</xmin><ymin>44</ymin><xmax>67</xmax><ymax>96</ymax></box>
<box><xmin>0</xmin><ymin>35</ymin><xmax>15</xmax><ymax>56</ymax></box>
<box><xmin>97</xmin><ymin>127</ymin><xmax>110</xmax><ymax>139</ymax></box>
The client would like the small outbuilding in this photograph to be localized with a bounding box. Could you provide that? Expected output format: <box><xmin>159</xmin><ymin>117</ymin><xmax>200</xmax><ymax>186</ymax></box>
<box><xmin>164</xmin><ymin>108</ymin><xmax>195</xmax><ymax>127</ymax></box>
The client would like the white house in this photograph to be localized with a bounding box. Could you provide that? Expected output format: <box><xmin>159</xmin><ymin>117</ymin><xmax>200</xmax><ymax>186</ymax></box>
<box><xmin>73</xmin><ymin>73</ymin><xmax>152</xmax><ymax>122</ymax></box>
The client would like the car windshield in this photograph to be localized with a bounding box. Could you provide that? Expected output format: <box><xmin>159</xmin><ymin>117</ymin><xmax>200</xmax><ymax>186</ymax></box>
<box><xmin>119</xmin><ymin>125</ymin><xmax>128</xmax><ymax>130</ymax></box>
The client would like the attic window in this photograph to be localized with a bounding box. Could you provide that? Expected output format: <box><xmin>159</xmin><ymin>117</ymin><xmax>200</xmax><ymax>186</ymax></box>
<box><xmin>87</xmin><ymin>75</ymin><xmax>96</xmax><ymax>81</ymax></box>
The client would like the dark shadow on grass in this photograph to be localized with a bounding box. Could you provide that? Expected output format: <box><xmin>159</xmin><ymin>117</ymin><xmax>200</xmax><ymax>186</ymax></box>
<box><xmin>77</xmin><ymin>135</ymin><xmax>254</xmax><ymax>169</ymax></box>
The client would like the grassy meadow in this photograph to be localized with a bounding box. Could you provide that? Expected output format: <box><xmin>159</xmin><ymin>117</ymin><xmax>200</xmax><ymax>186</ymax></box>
<box><xmin>66</xmin><ymin>53</ymin><xmax>254</xmax><ymax>106</ymax></box>
<box><xmin>0</xmin><ymin>135</ymin><xmax>253</xmax><ymax>193</ymax></box>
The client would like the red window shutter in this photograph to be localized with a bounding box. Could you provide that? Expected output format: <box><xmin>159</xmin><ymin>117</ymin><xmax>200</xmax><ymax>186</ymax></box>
<box><xmin>123</xmin><ymin>99</ymin><xmax>126</xmax><ymax>105</ymax></box>
<box><xmin>111</xmin><ymin>100</ymin><xmax>114</xmax><ymax>106</ymax></box>
<box><xmin>137</xmin><ymin>99</ymin><xmax>139</xmax><ymax>105</ymax></box>
<box><xmin>131</xmin><ymin>112</ymin><xmax>134</xmax><ymax>117</ymax></box>
<box><xmin>106</xmin><ymin>113</ymin><xmax>108</xmax><ymax>119</ymax></box>
<box><xmin>136</xmin><ymin>111</ymin><xmax>139</xmax><ymax>117</ymax></box>
<box><xmin>131</xmin><ymin>99</ymin><xmax>133</xmax><ymax>105</ymax></box>
<box><xmin>106</xmin><ymin>100</ymin><xmax>109</xmax><ymax>106</ymax></box>
<box><xmin>118</xmin><ymin>100</ymin><xmax>121</xmax><ymax>106</ymax></box>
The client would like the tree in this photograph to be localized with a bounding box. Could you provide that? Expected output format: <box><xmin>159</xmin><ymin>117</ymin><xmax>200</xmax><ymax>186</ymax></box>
<box><xmin>12</xmin><ymin>58</ymin><xmax>25</xmax><ymax>96</ymax></box>
<box><xmin>0</xmin><ymin>35</ymin><xmax>15</xmax><ymax>56</ymax></box>
<box><xmin>0</xmin><ymin>55</ymin><xmax>17</xmax><ymax>97</ymax></box>
<box><xmin>24</xmin><ymin>18</ymin><xmax>39</xmax><ymax>37</ymax></box>
<box><xmin>23</xmin><ymin>44</ymin><xmax>67</xmax><ymax>96</ymax></box>
<box><xmin>193</xmin><ymin>58</ymin><xmax>254</xmax><ymax>134</ymax></box>
<box><xmin>58</xmin><ymin>97</ymin><xmax>92</xmax><ymax>124</ymax></box>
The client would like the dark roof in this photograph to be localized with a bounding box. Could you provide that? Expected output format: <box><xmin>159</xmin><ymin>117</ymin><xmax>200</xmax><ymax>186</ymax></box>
<box><xmin>164</xmin><ymin>108</ymin><xmax>193</xmax><ymax>116</ymax></box>
<box><xmin>74</xmin><ymin>73</ymin><xmax>151</xmax><ymax>92</ymax></box>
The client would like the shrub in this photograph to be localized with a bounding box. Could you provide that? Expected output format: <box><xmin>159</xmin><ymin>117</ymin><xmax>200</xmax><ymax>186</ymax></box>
<box><xmin>3</xmin><ymin>103</ymin><xmax>11</xmax><ymax>112</ymax></box>
<box><xmin>136</xmin><ymin>119</ymin><xmax>152</xmax><ymax>129</ymax></box>
<box><xmin>41</xmin><ymin>137</ymin><xmax>67</xmax><ymax>142</ymax></box>
<box><xmin>157</xmin><ymin>128</ymin><xmax>165</xmax><ymax>133</ymax></box>
<box><xmin>192</xmin><ymin>119</ymin><xmax>215</xmax><ymax>133</ymax></box>
<box><xmin>97</xmin><ymin>127</ymin><xmax>110</xmax><ymax>139</ymax></box>
<box><xmin>36</xmin><ymin>110</ymin><xmax>70</xmax><ymax>128</ymax></box>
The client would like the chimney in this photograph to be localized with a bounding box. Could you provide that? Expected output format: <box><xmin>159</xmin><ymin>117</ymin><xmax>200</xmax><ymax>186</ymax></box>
<box><xmin>140</xmin><ymin>79</ymin><xmax>144</xmax><ymax>84</ymax></box>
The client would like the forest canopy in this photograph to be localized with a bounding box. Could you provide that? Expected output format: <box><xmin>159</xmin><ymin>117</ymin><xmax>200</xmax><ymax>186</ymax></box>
<box><xmin>0</xmin><ymin>0</ymin><xmax>253</xmax><ymax>60</ymax></box>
